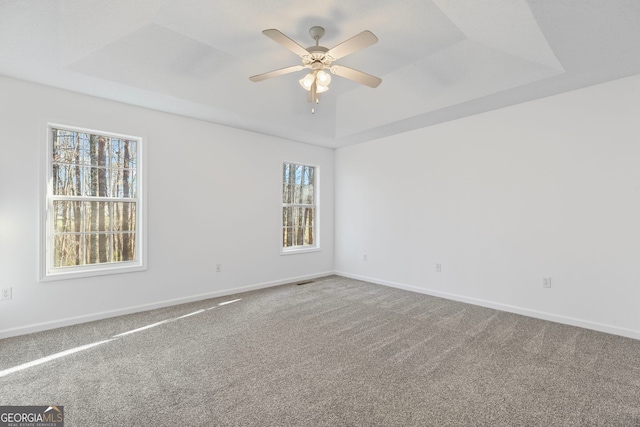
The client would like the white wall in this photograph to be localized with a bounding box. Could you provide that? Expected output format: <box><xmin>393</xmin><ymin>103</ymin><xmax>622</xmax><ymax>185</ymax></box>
<box><xmin>0</xmin><ymin>76</ymin><xmax>334</xmax><ymax>338</ymax></box>
<box><xmin>3</xmin><ymin>73</ymin><xmax>639</xmax><ymax>341</ymax></box>
<box><xmin>335</xmin><ymin>74</ymin><xmax>640</xmax><ymax>339</ymax></box>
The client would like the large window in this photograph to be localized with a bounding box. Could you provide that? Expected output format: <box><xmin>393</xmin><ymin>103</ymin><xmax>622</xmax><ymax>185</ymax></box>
<box><xmin>282</xmin><ymin>162</ymin><xmax>317</xmax><ymax>252</ymax></box>
<box><xmin>42</xmin><ymin>124</ymin><xmax>145</xmax><ymax>280</ymax></box>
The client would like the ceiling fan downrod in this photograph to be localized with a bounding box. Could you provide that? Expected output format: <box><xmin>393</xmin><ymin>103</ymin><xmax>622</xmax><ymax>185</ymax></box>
<box><xmin>309</xmin><ymin>26</ymin><xmax>325</xmax><ymax>46</ymax></box>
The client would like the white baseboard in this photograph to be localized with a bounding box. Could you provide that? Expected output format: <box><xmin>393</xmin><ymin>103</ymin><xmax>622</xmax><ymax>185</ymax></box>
<box><xmin>334</xmin><ymin>271</ymin><xmax>640</xmax><ymax>341</ymax></box>
<box><xmin>5</xmin><ymin>270</ymin><xmax>638</xmax><ymax>341</ymax></box>
<box><xmin>0</xmin><ymin>271</ymin><xmax>334</xmax><ymax>339</ymax></box>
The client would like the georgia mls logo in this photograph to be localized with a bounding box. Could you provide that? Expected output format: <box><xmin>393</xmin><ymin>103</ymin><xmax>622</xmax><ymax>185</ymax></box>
<box><xmin>0</xmin><ymin>405</ymin><xmax>64</xmax><ymax>427</ymax></box>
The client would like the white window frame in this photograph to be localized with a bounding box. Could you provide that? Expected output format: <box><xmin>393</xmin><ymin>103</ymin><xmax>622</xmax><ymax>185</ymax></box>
<box><xmin>281</xmin><ymin>161</ymin><xmax>320</xmax><ymax>254</ymax></box>
<box><xmin>40</xmin><ymin>123</ymin><xmax>147</xmax><ymax>281</ymax></box>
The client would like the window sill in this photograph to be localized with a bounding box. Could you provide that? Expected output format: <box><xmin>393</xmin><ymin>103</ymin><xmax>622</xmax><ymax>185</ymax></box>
<box><xmin>40</xmin><ymin>262</ymin><xmax>146</xmax><ymax>282</ymax></box>
<box><xmin>280</xmin><ymin>246</ymin><xmax>321</xmax><ymax>256</ymax></box>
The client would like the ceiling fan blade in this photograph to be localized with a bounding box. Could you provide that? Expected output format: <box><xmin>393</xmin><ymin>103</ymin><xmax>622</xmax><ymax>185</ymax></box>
<box><xmin>249</xmin><ymin>65</ymin><xmax>304</xmax><ymax>82</ymax></box>
<box><xmin>327</xmin><ymin>30</ymin><xmax>378</xmax><ymax>60</ymax></box>
<box><xmin>262</xmin><ymin>29</ymin><xmax>309</xmax><ymax>57</ymax></box>
<box><xmin>330</xmin><ymin>65</ymin><xmax>382</xmax><ymax>88</ymax></box>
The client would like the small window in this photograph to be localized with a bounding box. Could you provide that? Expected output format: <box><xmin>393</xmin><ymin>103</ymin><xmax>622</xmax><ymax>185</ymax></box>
<box><xmin>42</xmin><ymin>124</ymin><xmax>145</xmax><ymax>280</ymax></box>
<box><xmin>282</xmin><ymin>162</ymin><xmax>318</xmax><ymax>252</ymax></box>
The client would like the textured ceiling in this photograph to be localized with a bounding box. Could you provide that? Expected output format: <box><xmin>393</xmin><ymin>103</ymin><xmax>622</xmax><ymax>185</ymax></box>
<box><xmin>1</xmin><ymin>0</ymin><xmax>639</xmax><ymax>148</ymax></box>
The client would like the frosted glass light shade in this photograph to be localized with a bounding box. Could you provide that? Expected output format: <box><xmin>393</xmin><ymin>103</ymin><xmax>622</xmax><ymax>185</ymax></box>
<box><xmin>316</xmin><ymin>70</ymin><xmax>331</xmax><ymax>85</ymax></box>
<box><xmin>299</xmin><ymin>73</ymin><xmax>315</xmax><ymax>91</ymax></box>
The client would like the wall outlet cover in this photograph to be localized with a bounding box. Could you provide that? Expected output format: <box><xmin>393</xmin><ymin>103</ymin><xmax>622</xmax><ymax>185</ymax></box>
<box><xmin>1</xmin><ymin>287</ymin><xmax>12</xmax><ymax>300</ymax></box>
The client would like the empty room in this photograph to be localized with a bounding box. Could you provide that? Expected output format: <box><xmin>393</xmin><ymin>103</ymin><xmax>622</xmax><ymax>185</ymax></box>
<box><xmin>1</xmin><ymin>1</ymin><xmax>640</xmax><ymax>425</ymax></box>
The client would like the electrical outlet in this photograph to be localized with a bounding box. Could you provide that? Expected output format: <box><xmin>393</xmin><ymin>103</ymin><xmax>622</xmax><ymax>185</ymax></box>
<box><xmin>1</xmin><ymin>287</ymin><xmax>12</xmax><ymax>300</ymax></box>
<box><xmin>436</xmin><ymin>263</ymin><xmax>442</xmax><ymax>272</ymax></box>
<box><xmin>216</xmin><ymin>264</ymin><xmax>221</xmax><ymax>273</ymax></box>
<box><xmin>543</xmin><ymin>277</ymin><xmax>552</xmax><ymax>288</ymax></box>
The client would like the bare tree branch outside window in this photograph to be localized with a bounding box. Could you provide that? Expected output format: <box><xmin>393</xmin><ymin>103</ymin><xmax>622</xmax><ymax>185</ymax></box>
<box><xmin>282</xmin><ymin>162</ymin><xmax>316</xmax><ymax>249</ymax></box>
<box><xmin>51</xmin><ymin>128</ymin><xmax>138</xmax><ymax>268</ymax></box>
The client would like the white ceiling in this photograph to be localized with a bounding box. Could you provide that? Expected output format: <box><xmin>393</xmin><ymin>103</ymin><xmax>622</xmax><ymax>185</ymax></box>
<box><xmin>1</xmin><ymin>0</ymin><xmax>639</xmax><ymax>148</ymax></box>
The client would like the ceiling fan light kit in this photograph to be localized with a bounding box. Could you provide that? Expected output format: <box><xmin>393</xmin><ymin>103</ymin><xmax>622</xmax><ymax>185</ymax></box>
<box><xmin>250</xmin><ymin>26</ymin><xmax>382</xmax><ymax>113</ymax></box>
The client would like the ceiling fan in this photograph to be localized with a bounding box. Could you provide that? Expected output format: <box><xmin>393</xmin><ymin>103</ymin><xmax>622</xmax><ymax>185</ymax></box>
<box><xmin>249</xmin><ymin>26</ymin><xmax>382</xmax><ymax>112</ymax></box>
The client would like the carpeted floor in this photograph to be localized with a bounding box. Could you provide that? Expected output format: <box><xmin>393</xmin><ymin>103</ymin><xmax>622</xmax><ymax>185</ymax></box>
<box><xmin>1</xmin><ymin>275</ymin><xmax>640</xmax><ymax>426</ymax></box>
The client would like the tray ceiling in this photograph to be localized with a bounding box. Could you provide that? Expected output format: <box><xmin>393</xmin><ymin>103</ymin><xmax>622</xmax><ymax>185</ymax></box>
<box><xmin>1</xmin><ymin>0</ymin><xmax>639</xmax><ymax>148</ymax></box>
